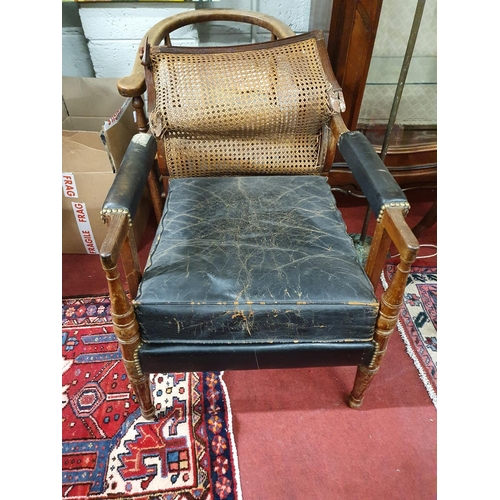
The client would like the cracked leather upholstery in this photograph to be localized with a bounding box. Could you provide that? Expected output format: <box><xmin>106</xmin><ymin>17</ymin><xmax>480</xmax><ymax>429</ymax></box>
<box><xmin>101</xmin><ymin>133</ymin><xmax>157</xmax><ymax>222</ymax></box>
<box><xmin>134</xmin><ymin>175</ymin><xmax>378</xmax><ymax>346</ymax></box>
<box><xmin>338</xmin><ymin>131</ymin><xmax>410</xmax><ymax>221</ymax></box>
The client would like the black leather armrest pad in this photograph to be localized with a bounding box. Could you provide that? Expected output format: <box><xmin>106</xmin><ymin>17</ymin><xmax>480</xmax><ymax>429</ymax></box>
<box><xmin>101</xmin><ymin>133</ymin><xmax>156</xmax><ymax>222</ymax></box>
<box><xmin>338</xmin><ymin>131</ymin><xmax>409</xmax><ymax>220</ymax></box>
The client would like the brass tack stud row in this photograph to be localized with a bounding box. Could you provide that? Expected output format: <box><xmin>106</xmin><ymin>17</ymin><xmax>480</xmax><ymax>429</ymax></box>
<box><xmin>100</xmin><ymin>208</ymin><xmax>133</xmax><ymax>227</ymax></box>
<box><xmin>377</xmin><ymin>201</ymin><xmax>411</xmax><ymax>222</ymax></box>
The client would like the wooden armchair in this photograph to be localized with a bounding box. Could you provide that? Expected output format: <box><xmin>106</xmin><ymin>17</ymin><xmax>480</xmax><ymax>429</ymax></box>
<box><xmin>99</xmin><ymin>9</ymin><xmax>419</xmax><ymax>420</ymax></box>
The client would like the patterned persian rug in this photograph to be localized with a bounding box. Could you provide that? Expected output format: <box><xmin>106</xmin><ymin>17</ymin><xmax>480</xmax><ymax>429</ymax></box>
<box><xmin>62</xmin><ymin>296</ymin><xmax>242</xmax><ymax>500</ymax></box>
<box><xmin>383</xmin><ymin>265</ymin><xmax>437</xmax><ymax>406</ymax></box>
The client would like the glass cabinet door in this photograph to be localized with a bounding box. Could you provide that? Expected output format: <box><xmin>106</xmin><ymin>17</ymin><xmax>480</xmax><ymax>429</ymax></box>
<box><xmin>357</xmin><ymin>0</ymin><xmax>437</xmax><ymax>160</ymax></box>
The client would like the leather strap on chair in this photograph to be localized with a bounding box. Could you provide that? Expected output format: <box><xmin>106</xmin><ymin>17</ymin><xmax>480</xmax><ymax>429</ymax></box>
<box><xmin>101</xmin><ymin>133</ymin><xmax>157</xmax><ymax>225</ymax></box>
<box><xmin>338</xmin><ymin>131</ymin><xmax>410</xmax><ymax>221</ymax></box>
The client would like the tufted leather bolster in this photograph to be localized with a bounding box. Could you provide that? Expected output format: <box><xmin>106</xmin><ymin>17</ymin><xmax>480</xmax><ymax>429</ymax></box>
<box><xmin>338</xmin><ymin>131</ymin><xmax>410</xmax><ymax>221</ymax></box>
<box><xmin>101</xmin><ymin>133</ymin><xmax>157</xmax><ymax>225</ymax></box>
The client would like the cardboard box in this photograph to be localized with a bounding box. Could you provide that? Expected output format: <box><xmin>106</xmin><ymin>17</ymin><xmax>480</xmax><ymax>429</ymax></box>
<box><xmin>62</xmin><ymin>77</ymin><xmax>151</xmax><ymax>254</ymax></box>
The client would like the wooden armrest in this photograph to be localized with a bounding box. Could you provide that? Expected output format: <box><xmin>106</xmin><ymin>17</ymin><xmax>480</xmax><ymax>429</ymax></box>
<box><xmin>382</xmin><ymin>207</ymin><xmax>419</xmax><ymax>263</ymax></box>
<box><xmin>365</xmin><ymin>207</ymin><xmax>419</xmax><ymax>293</ymax></box>
<box><xmin>100</xmin><ymin>212</ymin><xmax>130</xmax><ymax>270</ymax></box>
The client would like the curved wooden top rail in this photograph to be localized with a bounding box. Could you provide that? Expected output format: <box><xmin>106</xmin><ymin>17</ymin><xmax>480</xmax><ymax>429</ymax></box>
<box><xmin>117</xmin><ymin>9</ymin><xmax>296</xmax><ymax>97</ymax></box>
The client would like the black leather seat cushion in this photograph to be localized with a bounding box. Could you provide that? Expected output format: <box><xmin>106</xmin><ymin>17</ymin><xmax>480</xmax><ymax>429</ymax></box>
<box><xmin>134</xmin><ymin>176</ymin><xmax>378</xmax><ymax>344</ymax></box>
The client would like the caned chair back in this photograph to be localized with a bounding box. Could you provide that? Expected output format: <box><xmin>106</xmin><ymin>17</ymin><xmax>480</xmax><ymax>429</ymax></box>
<box><xmin>143</xmin><ymin>32</ymin><xmax>345</xmax><ymax>178</ymax></box>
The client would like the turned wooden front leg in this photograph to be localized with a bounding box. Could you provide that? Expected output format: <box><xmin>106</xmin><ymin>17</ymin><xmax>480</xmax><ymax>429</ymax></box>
<box><xmin>100</xmin><ymin>214</ymin><xmax>155</xmax><ymax>419</ymax></box>
<box><xmin>348</xmin><ymin>259</ymin><xmax>411</xmax><ymax>408</ymax></box>
<box><xmin>348</xmin><ymin>208</ymin><xmax>419</xmax><ymax>408</ymax></box>
<box><xmin>348</xmin><ymin>294</ymin><xmax>402</xmax><ymax>408</ymax></box>
<box><xmin>106</xmin><ymin>265</ymin><xmax>155</xmax><ymax>419</ymax></box>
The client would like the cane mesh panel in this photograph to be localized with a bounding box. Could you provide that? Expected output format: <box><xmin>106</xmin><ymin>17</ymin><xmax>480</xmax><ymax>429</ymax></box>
<box><xmin>148</xmin><ymin>37</ymin><xmax>336</xmax><ymax>178</ymax></box>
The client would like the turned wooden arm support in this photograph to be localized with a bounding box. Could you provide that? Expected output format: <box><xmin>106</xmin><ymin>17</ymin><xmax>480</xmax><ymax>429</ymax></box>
<box><xmin>100</xmin><ymin>212</ymin><xmax>130</xmax><ymax>270</ymax></box>
<box><xmin>364</xmin><ymin>204</ymin><xmax>419</xmax><ymax>287</ymax></box>
<box><xmin>381</xmin><ymin>207</ymin><xmax>419</xmax><ymax>263</ymax></box>
<box><xmin>117</xmin><ymin>9</ymin><xmax>295</xmax><ymax>98</ymax></box>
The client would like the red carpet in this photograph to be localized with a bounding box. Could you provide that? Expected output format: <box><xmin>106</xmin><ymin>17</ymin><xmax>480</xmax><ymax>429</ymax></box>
<box><xmin>224</xmin><ymin>356</ymin><xmax>436</xmax><ymax>499</ymax></box>
<box><xmin>63</xmin><ymin>297</ymin><xmax>242</xmax><ymax>499</ymax></box>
